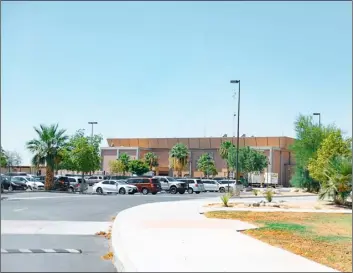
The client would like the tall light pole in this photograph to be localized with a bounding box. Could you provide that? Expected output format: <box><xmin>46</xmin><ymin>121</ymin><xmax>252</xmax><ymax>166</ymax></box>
<box><xmin>88</xmin><ymin>122</ymin><xmax>98</xmax><ymax>140</ymax></box>
<box><xmin>230</xmin><ymin>80</ymin><xmax>240</xmax><ymax>183</ymax></box>
<box><xmin>88</xmin><ymin>122</ymin><xmax>98</xmax><ymax>176</ymax></box>
<box><xmin>313</xmin><ymin>113</ymin><xmax>321</xmax><ymax>127</ymax></box>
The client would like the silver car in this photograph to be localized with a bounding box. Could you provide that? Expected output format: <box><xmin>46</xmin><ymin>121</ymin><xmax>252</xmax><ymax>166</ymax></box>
<box><xmin>86</xmin><ymin>175</ymin><xmax>104</xmax><ymax>186</ymax></box>
<box><xmin>177</xmin><ymin>178</ymin><xmax>205</xmax><ymax>194</ymax></box>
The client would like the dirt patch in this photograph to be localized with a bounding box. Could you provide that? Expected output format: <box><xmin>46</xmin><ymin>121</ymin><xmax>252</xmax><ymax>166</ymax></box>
<box><xmin>205</xmin><ymin>211</ymin><xmax>352</xmax><ymax>272</ymax></box>
<box><xmin>204</xmin><ymin>200</ymin><xmax>351</xmax><ymax>211</ymax></box>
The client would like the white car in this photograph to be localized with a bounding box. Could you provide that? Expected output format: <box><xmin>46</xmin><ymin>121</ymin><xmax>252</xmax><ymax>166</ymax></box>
<box><xmin>92</xmin><ymin>180</ymin><xmax>138</xmax><ymax>195</ymax></box>
<box><xmin>176</xmin><ymin>178</ymin><xmax>205</xmax><ymax>194</ymax></box>
<box><xmin>201</xmin><ymin>179</ymin><xmax>220</xmax><ymax>192</ymax></box>
<box><xmin>11</xmin><ymin>176</ymin><xmax>45</xmax><ymax>190</ymax></box>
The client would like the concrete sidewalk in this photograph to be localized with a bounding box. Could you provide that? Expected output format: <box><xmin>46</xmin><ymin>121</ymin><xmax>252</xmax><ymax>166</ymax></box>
<box><xmin>111</xmin><ymin>199</ymin><xmax>338</xmax><ymax>272</ymax></box>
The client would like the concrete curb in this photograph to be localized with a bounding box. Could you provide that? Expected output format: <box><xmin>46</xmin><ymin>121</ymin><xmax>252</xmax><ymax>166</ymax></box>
<box><xmin>199</xmin><ymin>207</ymin><xmax>353</xmax><ymax>214</ymax></box>
<box><xmin>111</xmin><ymin>208</ymin><xmax>138</xmax><ymax>272</ymax></box>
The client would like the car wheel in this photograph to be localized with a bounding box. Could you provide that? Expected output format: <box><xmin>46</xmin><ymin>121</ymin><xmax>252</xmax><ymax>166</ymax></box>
<box><xmin>119</xmin><ymin>188</ymin><xmax>126</xmax><ymax>195</ymax></box>
<box><xmin>142</xmin><ymin>188</ymin><xmax>149</xmax><ymax>195</ymax></box>
<box><xmin>152</xmin><ymin>192</ymin><xmax>157</xmax><ymax>195</ymax></box>
<box><xmin>68</xmin><ymin>187</ymin><xmax>74</xmax><ymax>193</ymax></box>
<box><xmin>96</xmin><ymin>187</ymin><xmax>103</xmax><ymax>195</ymax></box>
<box><xmin>219</xmin><ymin>187</ymin><xmax>225</xmax><ymax>193</ymax></box>
<box><xmin>8</xmin><ymin>185</ymin><xmax>13</xmax><ymax>192</ymax></box>
<box><xmin>188</xmin><ymin>188</ymin><xmax>193</xmax><ymax>194</ymax></box>
<box><xmin>195</xmin><ymin>191</ymin><xmax>201</xmax><ymax>194</ymax></box>
<box><xmin>178</xmin><ymin>189</ymin><xmax>185</xmax><ymax>194</ymax></box>
<box><xmin>169</xmin><ymin>186</ymin><xmax>177</xmax><ymax>194</ymax></box>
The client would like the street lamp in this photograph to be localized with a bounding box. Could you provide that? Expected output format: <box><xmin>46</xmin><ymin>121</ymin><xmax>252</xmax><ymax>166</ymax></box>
<box><xmin>313</xmin><ymin>113</ymin><xmax>321</xmax><ymax>127</ymax></box>
<box><xmin>88</xmin><ymin>122</ymin><xmax>98</xmax><ymax>176</ymax></box>
<box><xmin>230</xmin><ymin>80</ymin><xmax>240</xmax><ymax>184</ymax></box>
<box><xmin>88</xmin><ymin>122</ymin><xmax>98</xmax><ymax>139</ymax></box>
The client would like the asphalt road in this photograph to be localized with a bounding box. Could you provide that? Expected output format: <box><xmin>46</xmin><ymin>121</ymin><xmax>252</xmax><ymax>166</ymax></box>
<box><xmin>0</xmin><ymin>190</ymin><xmax>222</xmax><ymax>272</ymax></box>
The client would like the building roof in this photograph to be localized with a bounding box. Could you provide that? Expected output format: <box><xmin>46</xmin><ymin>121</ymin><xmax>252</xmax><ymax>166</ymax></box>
<box><xmin>106</xmin><ymin>136</ymin><xmax>295</xmax><ymax>150</ymax></box>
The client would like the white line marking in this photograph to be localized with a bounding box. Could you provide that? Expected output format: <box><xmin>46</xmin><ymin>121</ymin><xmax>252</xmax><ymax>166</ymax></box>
<box><xmin>1</xmin><ymin>249</ymin><xmax>8</xmax><ymax>253</ymax></box>
<box><xmin>65</xmin><ymin>249</ymin><xmax>81</xmax><ymax>253</ymax></box>
<box><xmin>42</xmin><ymin>249</ymin><xmax>56</xmax><ymax>253</ymax></box>
<box><xmin>13</xmin><ymin>208</ymin><xmax>28</xmax><ymax>212</ymax></box>
<box><xmin>18</xmin><ymin>249</ymin><xmax>32</xmax><ymax>253</ymax></box>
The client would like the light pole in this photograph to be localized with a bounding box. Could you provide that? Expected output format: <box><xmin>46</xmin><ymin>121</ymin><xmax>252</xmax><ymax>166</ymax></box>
<box><xmin>230</xmin><ymin>80</ymin><xmax>240</xmax><ymax>184</ymax></box>
<box><xmin>88</xmin><ymin>121</ymin><xmax>98</xmax><ymax>140</ymax></box>
<box><xmin>88</xmin><ymin>122</ymin><xmax>98</xmax><ymax>176</ymax></box>
<box><xmin>313</xmin><ymin>113</ymin><xmax>321</xmax><ymax>127</ymax></box>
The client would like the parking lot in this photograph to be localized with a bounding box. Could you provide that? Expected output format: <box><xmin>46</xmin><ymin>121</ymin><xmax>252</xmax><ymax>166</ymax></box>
<box><xmin>0</xmin><ymin>188</ymin><xmax>223</xmax><ymax>272</ymax></box>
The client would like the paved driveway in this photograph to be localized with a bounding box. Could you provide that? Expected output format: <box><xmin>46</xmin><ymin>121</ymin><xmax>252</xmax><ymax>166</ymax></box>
<box><xmin>0</xmin><ymin>191</ymin><xmax>221</xmax><ymax>272</ymax></box>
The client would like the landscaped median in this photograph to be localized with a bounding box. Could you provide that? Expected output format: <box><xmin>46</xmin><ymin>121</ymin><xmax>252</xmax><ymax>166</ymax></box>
<box><xmin>202</xmin><ymin>199</ymin><xmax>352</xmax><ymax>272</ymax></box>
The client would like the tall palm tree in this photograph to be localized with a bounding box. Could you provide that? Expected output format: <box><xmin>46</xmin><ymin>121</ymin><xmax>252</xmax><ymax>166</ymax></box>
<box><xmin>26</xmin><ymin>124</ymin><xmax>68</xmax><ymax>190</ymax></box>
<box><xmin>169</xmin><ymin>143</ymin><xmax>189</xmax><ymax>177</ymax></box>
<box><xmin>219</xmin><ymin>141</ymin><xmax>233</xmax><ymax>178</ymax></box>
<box><xmin>144</xmin><ymin>152</ymin><xmax>159</xmax><ymax>172</ymax></box>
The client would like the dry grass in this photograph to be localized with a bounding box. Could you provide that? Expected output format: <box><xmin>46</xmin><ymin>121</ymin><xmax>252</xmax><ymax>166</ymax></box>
<box><xmin>101</xmin><ymin>251</ymin><xmax>114</xmax><ymax>260</ymax></box>
<box><xmin>95</xmin><ymin>231</ymin><xmax>107</xmax><ymax>236</ymax></box>
<box><xmin>205</xmin><ymin>211</ymin><xmax>352</xmax><ymax>272</ymax></box>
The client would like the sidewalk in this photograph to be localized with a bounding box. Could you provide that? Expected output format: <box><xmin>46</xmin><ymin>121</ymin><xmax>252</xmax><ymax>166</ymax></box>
<box><xmin>111</xmin><ymin>199</ymin><xmax>338</xmax><ymax>272</ymax></box>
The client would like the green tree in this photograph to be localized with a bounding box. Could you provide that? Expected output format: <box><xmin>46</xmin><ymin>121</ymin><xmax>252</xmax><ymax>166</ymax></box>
<box><xmin>308</xmin><ymin>129</ymin><xmax>351</xmax><ymax>184</ymax></box>
<box><xmin>219</xmin><ymin>141</ymin><xmax>233</xmax><ymax>178</ymax></box>
<box><xmin>26</xmin><ymin>124</ymin><xmax>68</xmax><ymax>190</ymax></box>
<box><xmin>0</xmin><ymin>147</ymin><xmax>7</xmax><ymax>168</ymax></box>
<box><xmin>197</xmin><ymin>153</ymin><xmax>217</xmax><ymax>178</ymax></box>
<box><xmin>227</xmin><ymin>146</ymin><xmax>268</xmax><ymax>182</ymax></box>
<box><xmin>63</xmin><ymin>130</ymin><xmax>102</xmax><ymax>192</ymax></box>
<box><xmin>318</xmin><ymin>156</ymin><xmax>352</xmax><ymax>205</ymax></box>
<box><xmin>289</xmin><ymin>114</ymin><xmax>334</xmax><ymax>192</ymax></box>
<box><xmin>3</xmin><ymin>151</ymin><xmax>22</xmax><ymax>172</ymax></box>
<box><xmin>169</xmin><ymin>143</ymin><xmax>189</xmax><ymax>177</ymax></box>
<box><xmin>143</xmin><ymin>152</ymin><xmax>159</xmax><ymax>171</ymax></box>
<box><xmin>109</xmin><ymin>160</ymin><xmax>125</xmax><ymax>175</ymax></box>
<box><xmin>118</xmin><ymin>153</ymin><xmax>130</xmax><ymax>175</ymax></box>
<box><xmin>128</xmin><ymin>160</ymin><xmax>149</xmax><ymax>176</ymax></box>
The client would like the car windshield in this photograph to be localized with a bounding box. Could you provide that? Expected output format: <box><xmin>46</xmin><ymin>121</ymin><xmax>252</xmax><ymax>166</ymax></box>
<box><xmin>166</xmin><ymin>177</ymin><xmax>177</xmax><ymax>181</ymax></box>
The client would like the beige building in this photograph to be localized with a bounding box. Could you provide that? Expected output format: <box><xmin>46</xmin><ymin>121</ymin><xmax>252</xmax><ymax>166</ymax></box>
<box><xmin>101</xmin><ymin>136</ymin><xmax>296</xmax><ymax>187</ymax></box>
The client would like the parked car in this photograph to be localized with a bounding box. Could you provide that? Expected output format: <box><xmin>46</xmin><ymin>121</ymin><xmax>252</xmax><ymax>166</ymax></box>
<box><xmin>218</xmin><ymin>180</ymin><xmax>244</xmax><ymax>192</ymax></box>
<box><xmin>86</xmin><ymin>175</ymin><xmax>104</xmax><ymax>186</ymax></box>
<box><xmin>2</xmin><ymin>176</ymin><xmax>28</xmax><ymax>191</ymax></box>
<box><xmin>53</xmin><ymin>176</ymin><xmax>70</xmax><ymax>191</ymax></box>
<box><xmin>67</xmin><ymin>177</ymin><xmax>88</xmax><ymax>193</ymax></box>
<box><xmin>126</xmin><ymin>177</ymin><xmax>161</xmax><ymax>195</ymax></box>
<box><xmin>11</xmin><ymin>176</ymin><xmax>45</xmax><ymax>191</ymax></box>
<box><xmin>153</xmin><ymin>176</ymin><xmax>186</xmax><ymax>194</ymax></box>
<box><xmin>202</xmin><ymin>179</ymin><xmax>221</xmax><ymax>192</ymax></box>
<box><xmin>93</xmin><ymin>180</ymin><xmax>138</xmax><ymax>195</ymax></box>
<box><xmin>176</xmin><ymin>178</ymin><xmax>205</xmax><ymax>194</ymax></box>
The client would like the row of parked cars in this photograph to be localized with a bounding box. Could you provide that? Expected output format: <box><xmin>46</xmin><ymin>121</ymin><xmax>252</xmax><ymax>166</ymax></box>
<box><xmin>90</xmin><ymin>176</ymin><xmax>241</xmax><ymax>195</ymax></box>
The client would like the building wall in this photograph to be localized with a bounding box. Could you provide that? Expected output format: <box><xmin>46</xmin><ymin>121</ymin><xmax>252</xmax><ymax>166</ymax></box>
<box><xmin>102</xmin><ymin>137</ymin><xmax>296</xmax><ymax>185</ymax></box>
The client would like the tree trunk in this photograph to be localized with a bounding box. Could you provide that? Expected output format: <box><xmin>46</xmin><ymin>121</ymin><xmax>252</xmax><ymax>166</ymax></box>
<box><xmin>45</xmin><ymin>166</ymin><xmax>54</xmax><ymax>190</ymax></box>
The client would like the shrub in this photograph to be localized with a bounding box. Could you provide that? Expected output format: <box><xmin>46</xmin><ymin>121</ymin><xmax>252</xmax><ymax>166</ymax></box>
<box><xmin>220</xmin><ymin>192</ymin><xmax>233</xmax><ymax>207</ymax></box>
<box><xmin>264</xmin><ymin>190</ymin><xmax>273</xmax><ymax>202</ymax></box>
<box><xmin>252</xmin><ymin>189</ymin><xmax>260</xmax><ymax>196</ymax></box>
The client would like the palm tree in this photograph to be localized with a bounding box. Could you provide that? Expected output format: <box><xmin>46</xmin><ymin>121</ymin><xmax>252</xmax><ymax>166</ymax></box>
<box><xmin>26</xmin><ymin>124</ymin><xmax>68</xmax><ymax>190</ymax></box>
<box><xmin>319</xmin><ymin>156</ymin><xmax>352</xmax><ymax>205</ymax></box>
<box><xmin>144</xmin><ymin>152</ymin><xmax>159</xmax><ymax>172</ymax></box>
<box><xmin>169</xmin><ymin>143</ymin><xmax>189</xmax><ymax>177</ymax></box>
<box><xmin>219</xmin><ymin>141</ymin><xmax>233</xmax><ymax>178</ymax></box>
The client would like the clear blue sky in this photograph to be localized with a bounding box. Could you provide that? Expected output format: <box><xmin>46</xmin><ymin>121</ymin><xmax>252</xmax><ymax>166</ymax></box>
<box><xmin>2</xmin><ymin>1</ymin><xmax>352</xmax><ymax>165</ymax></box>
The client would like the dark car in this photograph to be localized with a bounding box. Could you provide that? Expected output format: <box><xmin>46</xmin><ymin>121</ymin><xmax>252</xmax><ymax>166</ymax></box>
<box><xmin>126</xmin><ymin>177</ymin><xmax>161</xmax><ymax>195</ymax></box>
<box><xmin>52</xmin><ymin>176</ymin><xmax>70</xmax><ymax>191</ymax></box>
<box><xmin>1</xmin><ymin>176</ymin><xmax>27</xmax><ymax>191</ymax></box>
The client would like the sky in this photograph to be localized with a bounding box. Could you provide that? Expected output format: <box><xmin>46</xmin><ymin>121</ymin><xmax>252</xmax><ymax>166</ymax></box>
<box><xmin>1</xmin><ymin>1</ymin><xmax>352</xmax><ymax>165</ymax></box>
